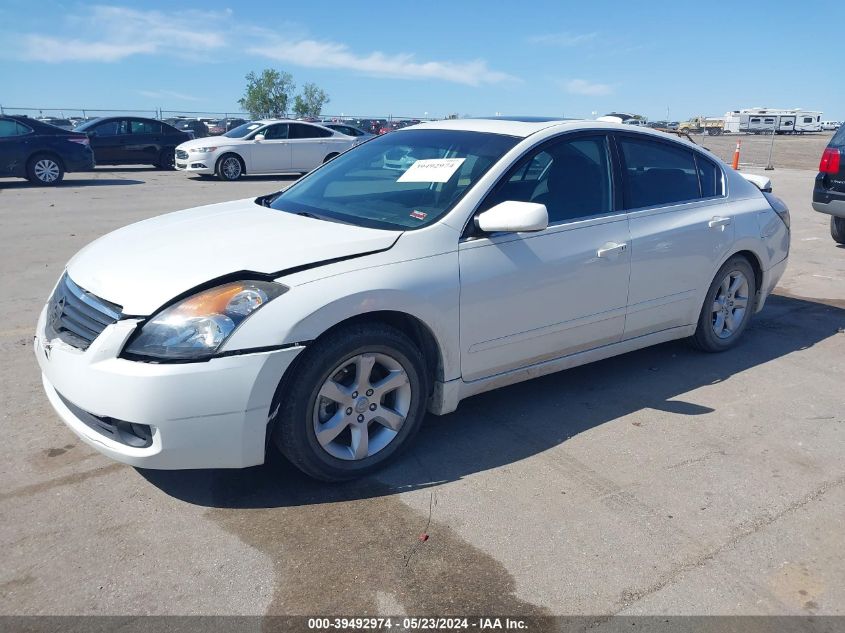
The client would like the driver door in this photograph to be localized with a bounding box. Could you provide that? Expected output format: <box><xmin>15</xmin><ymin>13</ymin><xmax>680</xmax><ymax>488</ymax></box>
<box><xmin>458</xmin><ymin>134</ymin><xmax>631</xmax><ymax>381</ymax></box>
<box><xmin>249</xmin><ymin>123</ymin><xmax>292</xmax><ymax>173</ymax></box>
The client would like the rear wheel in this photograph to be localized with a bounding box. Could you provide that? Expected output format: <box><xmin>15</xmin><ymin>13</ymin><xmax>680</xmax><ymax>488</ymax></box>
<box><xmin>157</xmin><ymin>148</ymin><xmax>175</xmax><ymax>170</ymax></box>
<box><xmin>272</xmin><ymin>323</ymin><xmax>428</xmax><ymax>481</ymax></box>
<box><xmin>27</xmin><ymin>154</ymin><xmax>64</xmax><ymax>185</ymax></box>
<box><xmin>832</xmin><ymin>217</ymin><xmax>845</xmax><ymax>245</ymax></box>
<box><xmin>692</xmin><ymin>256</ymin><xmax>756</xmax><ymax>352</ymax></box>
<box><xmin>216</xmin><ymin>154</ymin><xmax>244</xmax><ymax>181</ymax></box>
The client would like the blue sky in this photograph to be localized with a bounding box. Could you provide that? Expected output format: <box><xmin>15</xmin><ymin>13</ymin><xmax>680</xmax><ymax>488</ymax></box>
<box><xmin>1</xmin><ymin>0</ymin><xmax>843</xmax><ymax>121</ymax></box>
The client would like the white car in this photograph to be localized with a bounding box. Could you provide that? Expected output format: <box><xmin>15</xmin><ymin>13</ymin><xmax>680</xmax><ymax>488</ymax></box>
<box><xmin>174</xmin><ymin>119</ymin><xmax>356</xmax><ymax>181</ymax></box>
<box><xmin>821</xmin><ymin>121</ymin><xmax>840</xmax><ymax>131</ymax></box>
<box><xmin>35</xmin><ymin>118</ymin><xmax>790</xmax><ymax>481</ymax></box>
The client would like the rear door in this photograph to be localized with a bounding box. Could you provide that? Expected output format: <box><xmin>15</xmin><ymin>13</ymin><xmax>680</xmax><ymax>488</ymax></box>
<box><xmin>617</xmin><ymin>133</ymin><xmax>734</xmax><ymax>338</ymax></box>
<box><xmin>288</xmin><ymin>123</ymin><xmax>334</xmax><ymax>171</ymax></box>
<box><xmin>128</xmin><ymin>119</ymin><xmax>160</xmax><ymax>164</ymax></box>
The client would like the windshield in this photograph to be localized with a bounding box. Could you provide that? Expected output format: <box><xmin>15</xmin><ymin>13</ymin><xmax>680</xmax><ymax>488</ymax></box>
<box><xmin>269</xmin><ymin>129</ymin><xmax>519</xmax><ymax>230</ymax></box>
<box><xmin>224</xmin><ymin>122</ymin><xmax>261</xmax><ymax>138</ymax></box>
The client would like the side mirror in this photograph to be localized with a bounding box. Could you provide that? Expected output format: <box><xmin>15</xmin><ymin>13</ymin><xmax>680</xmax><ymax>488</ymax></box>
<box><xmin>476</xmin><ymin>200</ymin><xmax>548</xmax><ymax>234</ymax></box>
<box><xmin>254</xmin><ymin>134</ymin><xmax>265</xmax><ymax>142</ymax></box>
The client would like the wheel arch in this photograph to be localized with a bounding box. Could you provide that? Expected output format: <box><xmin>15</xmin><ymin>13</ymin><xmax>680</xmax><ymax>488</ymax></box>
<box><xmin>216</xmin><ymin>151</ymin><xmax>246</xmax><ymax>175</ymax></box>
<box><xmin>28</xmin><ymin>150</ymin><xmax>65</xmax><ymax>170</ymax></box>
<box><xmin>263</xmin><ymin>309</ymin><xmax>445</xmax><ymax>450</ymax></box>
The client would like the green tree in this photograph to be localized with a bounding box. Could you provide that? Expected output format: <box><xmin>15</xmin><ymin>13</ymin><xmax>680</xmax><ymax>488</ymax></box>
<box><xmin>292</xmin><ymin>83</ymin><xmax>330</xmax><ymax>118</ymax></box>
<box><xmin>238</xmin><ymin>69</ymin><xmax>295</xmax><ymax>119</ymax></box>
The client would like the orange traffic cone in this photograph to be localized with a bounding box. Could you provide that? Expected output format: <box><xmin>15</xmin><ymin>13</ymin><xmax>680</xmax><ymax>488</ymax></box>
<box><xmin>731</xmin><ymin>140</ymin><xmax>741</xmax><ymax>170</ymax></box>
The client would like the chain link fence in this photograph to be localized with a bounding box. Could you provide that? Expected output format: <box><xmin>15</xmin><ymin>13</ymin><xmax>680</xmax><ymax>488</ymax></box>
<box><xmin>683</xmin><ymin>129</ymin><xmax>832</xmax><ymax>171</ymax></box>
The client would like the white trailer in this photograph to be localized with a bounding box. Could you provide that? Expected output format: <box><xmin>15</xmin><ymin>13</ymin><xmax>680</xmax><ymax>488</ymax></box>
<box><xmin>736</xmin><ymin>108</ymin><xmax>822</xmax><ymax>134</ymax></box>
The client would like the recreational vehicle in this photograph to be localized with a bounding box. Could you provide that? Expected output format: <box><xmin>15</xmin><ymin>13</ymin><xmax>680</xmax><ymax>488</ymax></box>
<box><xmin>735</xmin><ymin>108</ymin><xmax>822</xmax><ymax>134</ymax></box>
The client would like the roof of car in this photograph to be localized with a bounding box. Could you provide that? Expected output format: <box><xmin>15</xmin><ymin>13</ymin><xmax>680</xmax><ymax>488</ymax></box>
<box><xmin>406</xmin><ymin>117</ymin><xmax>590</xmax><ymax>137</ymax></box>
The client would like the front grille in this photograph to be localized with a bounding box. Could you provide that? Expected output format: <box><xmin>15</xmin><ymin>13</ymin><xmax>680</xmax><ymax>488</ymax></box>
<box><xmin>46</xmin><ymin>274</ymin><xmax>122</xmax><ymax>350</ymax></box>
<box><xmin>176</xmin><ymin>149</ymin><xmax>189</xmax><ymax>160</ymax></box>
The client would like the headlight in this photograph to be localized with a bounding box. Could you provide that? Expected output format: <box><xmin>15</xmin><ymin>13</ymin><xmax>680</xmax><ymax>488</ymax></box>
<box><xmin>123</xmin><ymin>280</ymin><xmax>287</xmax><ymax>361</ymax></box>
<box><xmin>189</xmin><ymin>147</ymin><xmax>218</xmax><ymax>153</ymax></box>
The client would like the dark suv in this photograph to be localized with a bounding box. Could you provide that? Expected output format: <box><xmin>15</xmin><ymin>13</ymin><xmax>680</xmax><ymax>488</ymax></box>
<box><xmin>813</xmin><ymin>126</ymin><xmax>845</xmax><ymax>244</ymax></box>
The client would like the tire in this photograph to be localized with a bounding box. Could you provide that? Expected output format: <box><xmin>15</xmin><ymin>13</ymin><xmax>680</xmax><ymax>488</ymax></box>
<box><xmin>323</xmin><ymin>152</ymin><xmax>340</xmax><ymax>163</ymax></box>
<box><xmin>831</xmin><ymin>216</ymin><xmax>845</xmax><ymax>245</ymax></box>
<box><xmin>692</xmin><ymin>256</ymin><xmax>757</xmax><ymax>352</ymax></box>
<box><xmin>216</xmin><ymin>153</ymin><xmax>244</xmax><ymax>181</ymax></box>
<box><xmin>156</xmin><ymin>148</ymin><xmax>175</xmax><ymax>170</ymax></box>
<box><xmin>26</xmin><ymin>154</ymin><xmax>64</xmax><ymax>185</ymax></box>
<box><xmin>272</xmin><ymin>323</ymin><xmax>429</xmax><ymax>481</ymax></box>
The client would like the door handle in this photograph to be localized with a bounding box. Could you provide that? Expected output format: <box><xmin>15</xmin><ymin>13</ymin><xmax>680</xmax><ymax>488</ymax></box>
<box><xmin>597</xmin><ymin>242</ymin><xmax>627</xmax><ymax>257</ymax></box>
<box><xmin>708</xmin><ymin>216</ymin><xmax>732</xmax><ymax>229</ymax></box>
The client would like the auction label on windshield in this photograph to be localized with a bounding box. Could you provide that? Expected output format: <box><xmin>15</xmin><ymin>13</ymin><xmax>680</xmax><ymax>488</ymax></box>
<box><xmin>397</xmin><ymin>158</ymin><xmax>465</xmax><ymax>183</ymax></box>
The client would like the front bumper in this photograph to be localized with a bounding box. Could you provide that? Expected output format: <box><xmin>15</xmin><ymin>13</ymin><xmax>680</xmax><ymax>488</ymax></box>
<box><xmin>34</xmin><ymin>305</ymin><xmax>303</xmax><ymax>469</ymax></box>
<box><xmin>175</xmin><ymin>153</ymin><xmax>215</xmax><ymax>175</ymax></box>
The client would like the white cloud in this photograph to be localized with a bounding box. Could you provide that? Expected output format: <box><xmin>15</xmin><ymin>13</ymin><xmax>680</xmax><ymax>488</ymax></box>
<box><xmin>564</xmin><ymin>79</ymin><xmax>613</xmax><ymax>96</ymax></box>
<box><xmin>528</xmin><ymin>32</ymin><xmax>598</xmax><ymax>47</ymax></box>
<box><xmin>247</xmin><ymin>38</ymin><xmax>515</xmax><ymax>86</ymax></box>
<box><xmin>17</xmin><ymin>5</ymin><xmax>228</xmax><ymax>62</ymax></box>
<box><xmin>137</xmin><ymin>89</ymin><xmax>201</xmax><ymax>102</ymax></box>
<box><xmin>11</xmin><ymin>6</ymin><xmax>512</xmax><ymax>87</ymax></box>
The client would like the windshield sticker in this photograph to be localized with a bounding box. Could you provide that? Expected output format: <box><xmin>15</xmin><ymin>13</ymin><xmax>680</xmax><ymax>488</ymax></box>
<box><xmin>410</xmin><ymin>210</ymin><xmax>428</xmax><ymax>220</ymax></box>
<box><xmin>397</xmin><ymin>158</ymin><xmax>465</xmax><ymax>183</ymax></box>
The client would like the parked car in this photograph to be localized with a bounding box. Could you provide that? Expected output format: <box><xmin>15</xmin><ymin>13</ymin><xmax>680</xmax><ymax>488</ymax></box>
<box><xmin>0</xmin><ymin>115</ymin><xmax>94</xmax><ymax>185</ymax></box>
<box><xmin>812</xmin><ymin>125</ymin><xmax>845</xmax><ymax>244</ymax></box>
<box><xmin>174</xmin><ymin>119</ymin><xmax>356</xmax><ymax>180</ymax></box>
<box><xmin>37</xmin><ymin>117</ymin><xmax>75</xmax><ymax>131</ymax></box>
<box><xmin>74</xmin><ymin>117</ymin><xmax>190</xmax><ymax>168</ymax></box>
<box><xmin>821</xmin><ymin>121</ymin><xmax>840</xmax><ymax>131</ymax></box>
<box><xmin>35</xmin><ymin>118</ymin><xmax>790</xmax><ymax>480</ymax></box>
<box><xmin>171</xmin><ymin>119</ymin><xmax>209</xmax><ymax>139</ymax></box>
<box><xmin>321</xmin><ymin>123</ymin><xmax>375</xmax><ymax>145</ymax></box>
<box><xmin>207</xmin><ymin>118</ymin><xmax>248</xmax><ymax>135</ymax></box>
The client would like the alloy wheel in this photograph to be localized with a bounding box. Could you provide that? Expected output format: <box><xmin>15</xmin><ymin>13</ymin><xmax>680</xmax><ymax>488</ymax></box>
<box><xmin>221</xmin><ymin>157</ymin><xmax>242</xmax><ymax>180</ymax></box>
<box><xmin>312</xmin><ymin>352</ymin><xmax>411</xmax><ymax>461</ymax></box>
<box><xmin>711</xmin><ymin>270</ymin><xmax>749</xmax><ymax>339</ymax></box>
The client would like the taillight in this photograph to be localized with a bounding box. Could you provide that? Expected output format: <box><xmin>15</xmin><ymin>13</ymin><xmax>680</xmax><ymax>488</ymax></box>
<box><xmin>819</xmin><ymin>147</ymin><xmax>841</xmax><ymax>173</ymax></box>
<box><xmin>67</xmin><ymin>136</ymin><xmax>89</xmax><ymax>146</ymax></box>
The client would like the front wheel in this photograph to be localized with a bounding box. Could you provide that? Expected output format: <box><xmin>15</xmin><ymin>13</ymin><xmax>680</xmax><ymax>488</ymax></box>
<box><xmin>692</xmin><ymin>256</ymin><xmax>756</xmax><ymax>352</ymax></box>
<box><xmin>831</xmin><ymin>216</ymin><xmax>845</xmax><ymax>245</ymax></box>
<box><xmin>272</xmin><ymin>323</ymin><xmax>428</xmax><ymax>481</ymax></box>
<box><xmin>27</xmin><ymin>154</ymin><xmax>64</xmax><ymax>185</ymax></box>
<box><xmin>216</xmin><ymin>154</ymin><xmax>244</xmax><ymax>181</ymax></box>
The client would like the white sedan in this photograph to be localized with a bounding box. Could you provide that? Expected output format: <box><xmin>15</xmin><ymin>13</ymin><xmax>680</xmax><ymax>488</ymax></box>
<box><xmin>35</xmin><ymin>118</ymin><xmax>790</xmax><ymax>480</ymax></box>
<box><xmin>174</xmin><ymin>119</ymin><xmax>356</xmax><ymax>180</ymax></box>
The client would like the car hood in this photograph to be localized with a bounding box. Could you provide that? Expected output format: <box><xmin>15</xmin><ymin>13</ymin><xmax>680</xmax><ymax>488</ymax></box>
<box><xmin>176</xmin><ymin>135</ymin><xmax>238</xmax><ymax>150</ymax></box>
<box><xmin>66</xmin><ymin>198</ymin><xmax>401</xmax><ymax>315</ymax></box>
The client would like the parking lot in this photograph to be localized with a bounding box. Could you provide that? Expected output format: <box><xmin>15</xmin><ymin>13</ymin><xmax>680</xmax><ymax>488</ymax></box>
<box><xmin>1</xmin><ymin>145</ymin><xmax>843</xmax><ymax>621</ymax></box>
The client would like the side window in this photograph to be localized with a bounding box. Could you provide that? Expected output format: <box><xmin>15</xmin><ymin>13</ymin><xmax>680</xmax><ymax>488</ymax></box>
<box><xmin>129</xmin><ymin>120</ymin><xmax>156</xmax><ymax>134</ymax></box>
<box><xmin>262</xmin><ymin>124</ymin><xmax>289</xmax><ymax>140</ymax></box>
<box><xmin>93</xmin><ymin>120</ymin><xmax>127</xmax><ymax>136</ymax></box>
<box><xmin>695</xmin><ymin>154</ymin><xmax>724</xmax><ymax>198</ymax></box>
<box><xmin>289</xmin><ymin>124</ymin><xmax>333</xmax><ymax>139</ymax></box>
<box><xmin>619</xmin><ymin>136</ymin><xmax>701</xmax><ymax>208</ymax></box>
<box><xmin>484</xmin><ymin>135</ymin><xmax>613</xmax><ymax>224</ymax></box>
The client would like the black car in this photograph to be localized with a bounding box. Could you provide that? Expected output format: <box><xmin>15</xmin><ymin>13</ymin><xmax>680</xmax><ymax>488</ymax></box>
<box><xmin>812</xmin><ymin>125</ymin><xmax>845</xmax><ymax>244</ymax></box>
<box><xmin>0</xmin><ymin>115</ymin><xmax>95</xmax><ymax>185</ymax></box>
<box><xmin>74</xmin><ymin>116</ymin><xmax>190</xmax><ymax>168</ymax></box>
